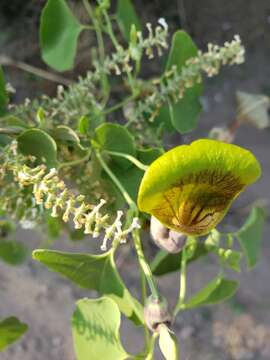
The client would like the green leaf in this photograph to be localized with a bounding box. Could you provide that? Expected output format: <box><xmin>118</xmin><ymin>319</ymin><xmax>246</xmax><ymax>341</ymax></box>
<box><xmin>78</xmin><ymin>115</ymin><xmax>90</xmax><ymax>135</ymax></box>
<box><xmin>217</xmin><ymin>248</ymin><xmax>242</xmax><ymax>272</ymax></box>
<box><xmin>108</xmin><ymin>147</ymin><xmax>163</xmax><ymax>203</ymax></box>
<box><xmin>33</xmin><ymin>249</ymin><xmax>143</xmax><ymax>325</ymax></box>
<box><xmin>40</xmin><ymin>0</ymin><xmax>84</xmax><ymax>71</ymax></box>
<box><xmin>151</xmin><ymin>241</ymin><xmax>208</xmax><ymax>276</ymax></box>
<box><xmin>95</xmin><ymin>123</ymin><xmax>136</xmax><ymax>169</ymax></box>
<box><xmin>116</xmin><ymin>0</ymin><xmax>141</xmax><ymax>41</ymax></box>
<box><xmin>236</xmin><ymin>207</ymin><xmax>265</xmax><ymax>269</ymax></box>
<box><xmin>1</xmin><ymin>115</ymin><xmax>29</xmax><ymax>129</ymax></box>
<box><xmin>0</xmin><ymin>220</ymin><xmax>16</xmax><ymax>237</ymax></box>
<box><xmin>158</xmin><ymin>325</ymin><xmax>179</xmax><ymax>360</ymax></box>
<box><xmin>0</xmin><ymin>66</ymin><xmax>8</xmax><ymax>116</ymax></box>
<box><xmin>46</xmin><ymin>215</ymin><xmax>61</xmax><ymax>239</ymax></box>
<box><xmin>153</xmin><ymin>105</ymin><xmax>175</xmax><ymax>133</ymax></box>
<box><xmin>0</xmin><ymin>240</ymin><xmax>28</xmax><ymax>265</ymax></box>
<box><xmin>0</xmin><ymin>317</ymin><xmax>28</xmax><ymax>351</ymax></box>
<box><xmin>184</xmin><ymin>276</ymin><xmax>239</xmax><ymax>309</ymax></box>
<box><xmin>17</xmin><ymin>128</ymin><xmax>58</xmax><ymax>168</ymax></box>
<box><xmin>137</xmin><ymin>147</ymin><xmax>164</xmax><ymax>165</ymax></box>
<box><xmin>72</xmin><ymin>297</ymin><xmax>128</xmax><ymax>360</ymax></box>
<box><xmin>163</xmin><ymin>30</ymin><xmax>203</xmax><ymax>134</ymax></box>
<box><xmin>52</xmin><ymin>125</ymin><xmax>80</xmax><ymax>143</ymax></box>
<box><xmin>0</xmin><ymin>134</ymin><xmax>11</xmax><ymax>147</ymax></box>
<box><xmin>112</xmin><ymin>164</ymin><xmax>142</xmax><ymax>202</ymax></box>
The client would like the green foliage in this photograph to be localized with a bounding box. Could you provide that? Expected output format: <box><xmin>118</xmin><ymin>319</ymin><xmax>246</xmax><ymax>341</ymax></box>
<box><xmin>0</xmin><ymin>317</ymin><xmax>28</xmax><ymax>351</ymax></box>
<box><xmin>116</xmin><ymin>0</ymin><xmax>141</xmax><ymax>40</ymax></box>
<box><xmin>40</xmin><ymin>0</ymin><xmax>84</xmax><ymax>71</ymax></box>
<box><xmin>33</xmin><ymin>249</ymin><xmax>143</xmax><ymax>325</ymax></box>
<box><xmin>184</xmin><ymin>276</ymin><xmax>239</xmax><ymax>309</ymax></box>
<box><xmin>17</xmin><ymin>128</ymin><xmax>58</xmax><ymax>168</ymax></box>
<box><xmin>95</xmin><ymin>123</ymin><xmax>136</xmax><ymax>169</ymax></box>
<box><xmin>151</xmin><ymin>241</ymin><xmax>208</xmax><ymax>276</ymax></box>
<box><xmin>0</xmin><ymin>1</ymin><xmax>259</xmax><ymax>358</ymax></box>
<box><xmin>0</xmin><ymin>240</ymin><xmax>28</xmax><ymax>265</ymax></box>
<box><xmin>72</xmin><ymin>297</ymin><xmax>128</xmax><ymax>360</ymax></box>
<box><xmin>217</xmin><ymin>248</ymin><xmax>242</xmax><ymax>272</ymax></box>
<box><xmin>163</xmin><ymin>31</ymin><xmax>202</xmax><ymax>134</ymax></box>
<box><xmin>52</xmin><ymin>125</ymin><xmax>81</xmax><ymax>144</ymax></box>
<box><xmin>237</xmin><ymin>207</ymin><xmax>265</xmax><ymax>269</ymax></box>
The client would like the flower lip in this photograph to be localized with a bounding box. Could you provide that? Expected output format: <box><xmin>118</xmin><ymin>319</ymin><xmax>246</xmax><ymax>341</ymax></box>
<box><xmin>138</xmin><ymin>139</ymin><xmax>261</xmax><ymax>236</ymax></box>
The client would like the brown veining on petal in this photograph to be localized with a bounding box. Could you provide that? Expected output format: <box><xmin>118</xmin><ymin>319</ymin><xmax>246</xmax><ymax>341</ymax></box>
<box><xmin>151</xmin><ymin>170</ymin><xmax>244</xmax><ymax>236</ymax></box>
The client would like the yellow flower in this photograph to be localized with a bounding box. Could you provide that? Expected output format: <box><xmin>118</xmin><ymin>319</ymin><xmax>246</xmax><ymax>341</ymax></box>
<box><xmin>138</xmin><ymin>139</ymin><xmax>261</xmax><ymax>236</ymax></box>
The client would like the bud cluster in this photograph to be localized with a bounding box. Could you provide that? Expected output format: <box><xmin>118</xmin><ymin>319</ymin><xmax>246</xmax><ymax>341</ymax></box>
<box><xmin>134</xmin><ymin>36</ymin><xmax>245</xmax><ymax>122</ymax></box>
<box><xmin>1</xmin><ymin>143</ymin><xmax>140</xmax><ymax>251</ymax></box>
<box><xmin>12</xmin><ymin>21</ymin><xmax>169</xmax><ymax>125</ymax></box>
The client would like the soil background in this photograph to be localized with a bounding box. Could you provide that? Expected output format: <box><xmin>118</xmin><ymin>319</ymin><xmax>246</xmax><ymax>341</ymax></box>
<box><xmin>1</xmin><ymin>1</ymin><xmax>270</xmax><ymax>359</ymax></box>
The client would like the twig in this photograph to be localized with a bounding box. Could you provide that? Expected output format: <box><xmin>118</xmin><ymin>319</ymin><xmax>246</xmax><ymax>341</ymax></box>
<box><xmin>0</xmin><ymin>55</ymin><xmax>73</xmax><ymax>86</ymax></box>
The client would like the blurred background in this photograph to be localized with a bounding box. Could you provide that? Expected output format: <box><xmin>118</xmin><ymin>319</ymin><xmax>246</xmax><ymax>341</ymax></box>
<box><xmin>1</xmin><ymin>1</ymin><xmax>270</xmax><ymax>359</ymax></box>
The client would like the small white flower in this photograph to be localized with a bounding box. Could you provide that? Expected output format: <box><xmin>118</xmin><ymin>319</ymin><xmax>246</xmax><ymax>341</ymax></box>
<box><xmin>158</xmin><ymin>18</ymin><xmax>168</xmax><ymax>31</ymax></box>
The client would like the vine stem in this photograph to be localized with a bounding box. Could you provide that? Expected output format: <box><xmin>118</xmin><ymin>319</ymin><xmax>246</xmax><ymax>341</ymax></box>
<box><xmin>58</xmin><ymin>149</ymin><xmax>91</xmax><ymax>170</ymax></box>
<box><xmin>145</xmin><ymin>333</ymin><xmax>158</xmax><ymax>360</ymax></box>
<box><xmin>101</xmin><ymin>8</ymin><xmax>138</xmax><ymax>93</ymax></box>
<box><xmin>101</xmin><ymin>93</ymin><xmax>138</xmax><ymax>115</ymax></box>
<box><xmin>174</xmin><ymin>246</ymin><xmax>187</xmax><ymax>315</ymax></box>
<box><xmin>104</xmin><ymin>150</ymin><xmax>148</xmax><ymax>171</ymax></box>
<box><xmin>140</xmin><ymin>266</ymin><xmax>150</xmax><ymax>348</ymax></box>
<box><xmin>133</xmin><ymin>229</ymin><xmax>160</xmax><ymax>300</ymax></box>
<box><xmin>95</xmin><ymin>150</ymin><xmax>136</xmax><ymax>210</ymax></box>
<box><xmin>82</xmin><ymin>0</ymin><xmax>109</xmax><ymax>102</ymax></box>
<box><xmin>102</xmin><ymin>9</ymin><xmax>120</xmax><ymax>50</ymax></box>
<box><xmin>0</xmin><ymin>55</ymin><xmax>72</xmax><ymax>86</ymax></box>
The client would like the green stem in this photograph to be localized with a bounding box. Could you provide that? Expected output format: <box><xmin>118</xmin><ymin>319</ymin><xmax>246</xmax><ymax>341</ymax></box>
<box><xmin>102</xmin><ymin>10</ymin><xmax>120</xmax><ymax>49</ymax></box>
<box><xmin>102</xmin><ymin>94</ymin><xmax>138</xmax><ymax>115</ymax></box>
<box><xmin>145</xmin><ymin>333</ymin><xmax>158</xmax><ymax>360</ymax></box>
<box><xmin>58</xmin><ymin>149</ymin><xmax>91</xmax><ymax>170</ymax></box>
<box><xmin>133</xmin><ymin>229</ymin><xmax>160</xmax><ymax>300</ymax></box>
<box><xmin>140</xmin><ymin>267</ymin><xmax>150</xmax><ymax>349</ymax></box>
<box><xmin>82</xmin><ymin>0</ymin><xmax>109</xmax><ymax>102</ymax></box>
<box><xmin>104</xmin><ymin>150</ymin><xmax>148</xmax><ymax>171</ymax></box>
<box><xmin>174</xmin><ymin>246</ymin><xmax>187</xmax><ymax>315</ymax></box>
<box><xmin>101</xmin><ymin>8</ymin><xmax>137</xmax><ymax>93</ymax></box>
<box><xmin>95</xmin><ymin>150</ymin><xmax>136</xmax><ymax>210</ymax></box>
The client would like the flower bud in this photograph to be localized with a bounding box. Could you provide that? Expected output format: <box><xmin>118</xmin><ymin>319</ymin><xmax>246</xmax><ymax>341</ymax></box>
<box><xmin>209</xmin><ymin>126</ymin><xmax>234</xmax><ymax>143</ymax></box>
<box><xmin>150</xmin><ymin>216</ymin><xmax>186</xmax><ymax>253</ymax></box>
<box><xmin>144</xmin><ymin>296</ymin><xmax>172</xmax><ymax>332</ymax></box>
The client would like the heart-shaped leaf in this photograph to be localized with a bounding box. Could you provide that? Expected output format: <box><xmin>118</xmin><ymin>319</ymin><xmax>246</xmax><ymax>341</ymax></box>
<box><xmin>151</xmin><ymin>242</ymin><xmax>208</xmax><ymax>276</ymax></box>
<box><xmin>95</xmin><ymin>123</ymin><xmax>136</xmax><ymax>169</ymax></box>
<box><xmin>17</xmin><ymin>128</ymin><xmax>58</xmax><ymax>168</ymax></box>
<box><xmin>183</xmin><ymin>276</ymin><xmax>239</xmax><ymax>310</ymax></box>
<box><xmin>72</xmin><ymin>297</ymin><xmax>128</xmax><ymax>360</ymax></box>
<box><xmin>161</xmin><ymin>31</ymin><xmax>203</xmax><ymax>134</ymax></box>
<box><xmin>116</xmin><ymin>0</ymin><xmax>141</xmax><ymax>40</ymax></box>
<box><xmin>0</xmin><ymin>240</ymin><xmax>28</xmax><ymax>265</ymax></box>
<box><xmin>236</xmin><ymin>207</ymin><xmax>265</xmax><ymax>269</ymax></box>
<box><xmin>0</xmin><ymin>317</ymin><xmax>28</xmax><ymax>351</ymax></box>
<box><xmin>40</xmin><ymin>0</ymin><xmax>84</xmax><ymax>71</ymax></box>
<box><xmin>33</xmin><ymin>249</ymin><xmax>143</xmax><ymax>325</ymax></box>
